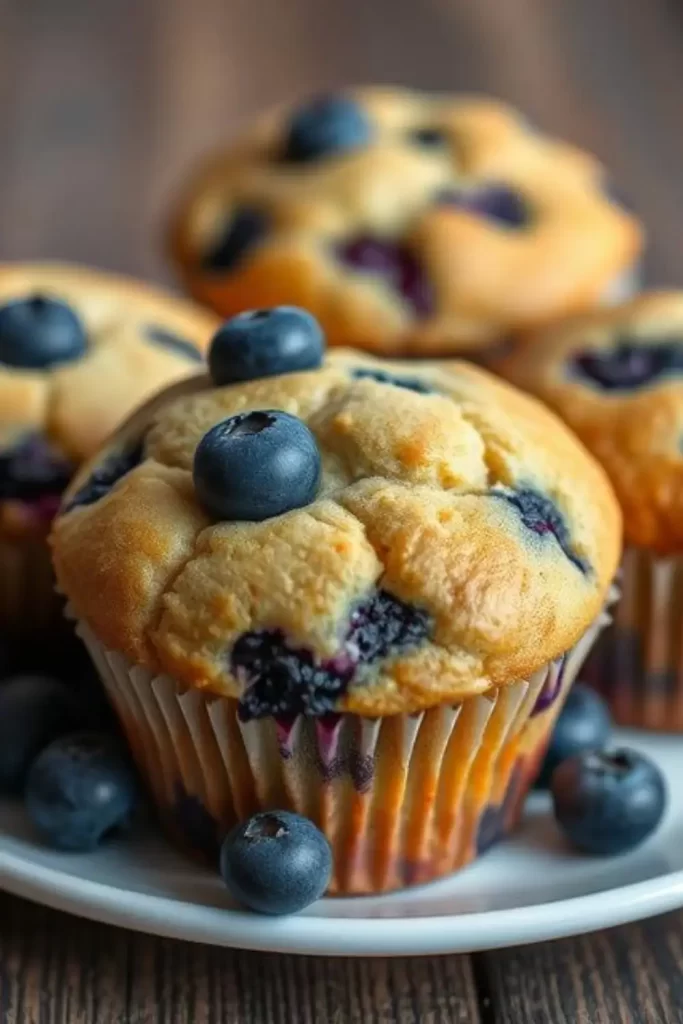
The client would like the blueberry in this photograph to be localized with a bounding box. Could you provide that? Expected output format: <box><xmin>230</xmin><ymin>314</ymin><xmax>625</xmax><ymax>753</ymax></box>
<box><xmin>572</xmin><ymin>338</ymin><xmax>683</xmax><ymax>391</ymax></box>
<box><xmin>145</xmin><ymin>325</ymin><xmax>203</xmax><ymax>363</ymax></box>
<box><xmin>552</xmin><ymin>748</ymin><xmax>666</xmax><ymax>856</ymax></box>
<box><xmin>202</xmin><ymin>207</ymin><xmax>269</xmax><ymax>272</ymax></box>
<box><xmin>64</xmin><ymin>440</ymin><xmax>144</xmax><ymax>512</ymax></box>
<box><xmin>282</xmin><ymin>96</ymin><xmax>372</xmax><ymax>162</ymax></box>
<box><xmin>0</xmin><ymin>295</ymin><xmax>87</xmax><ymax>369</ymax></box>
<box><xmin>408</xmin><ymin>127</ymin><xmax>447</xmax><ymax>148</ymax></box>
<box><xmin>493</xmin><ymin>487</ymin><xmax>588</xmax><ymax>574</ymax></box>
<box><xmin>208</xmin><ymin>307</ymin><xmax>324</xmax><ymax>386</ymax></box>
<box><xmin>437</xmin><ymin>185</ymin><xmax>531</xmax><ymax>229</ymax></box>
<box><xmin>25</xmin><ymin>732</ymin><xmax>139</xmax><ymax>852</ymax></box>
<box><xmin>336</xmin><ymin>237</ymin><xmax>434</xmax><ymax>318</ymax></box>
<box><xmin>220</xmin><ymin>810</ymin><xmax>332</xmax><ymax>914</ymax></box>
<box><xmin>351</xmin><ymin>367</ymin><xmax>434</xmax><ymax>394</ymax></box>
<box><xmin>536</xmin><ymin>683</ymin><xmax>611</xmax><ymax>789</ymax></box>
<box><xmin>0</xmin><ymin>675</ymin><xmax>82</xmax><ymax>794</ymax></box>
<box><xmin>194</xmin><ymin>410</ymin><xmax>321</xmax><ymax>522</ymax></box>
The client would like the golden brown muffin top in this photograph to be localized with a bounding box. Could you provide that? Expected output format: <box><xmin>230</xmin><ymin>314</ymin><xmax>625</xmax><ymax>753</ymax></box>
<box><xmin>53</xmin><ymin>342</ymin><xmax>621</xmax><ymax>717</ymax></box>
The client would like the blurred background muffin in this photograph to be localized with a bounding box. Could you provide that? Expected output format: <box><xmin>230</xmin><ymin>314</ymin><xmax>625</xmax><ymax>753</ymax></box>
<box><xmin>167</xmin><ymin>88</ymin><xmax>641</xmax><ymax>359</ymax></box>
<box><xmin>0</xmin><ymin>263</ymin><xmax>217</xmax><ymax>638</ymax></box>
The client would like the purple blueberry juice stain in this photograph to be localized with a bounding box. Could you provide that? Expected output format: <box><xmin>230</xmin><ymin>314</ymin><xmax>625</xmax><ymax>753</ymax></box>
<box><xmin>572</xmin><ymin>337</ymin><xmax>683</xmax><ymax>391</ymax></box>
<box><xmin>171</xmin><ymin>782</ymin><xmax>220</xmax><ymax>863</ymax></box>
<box><xmin>475</xmin><ymin>765</ymin><xmax>522</xmax><ymax>855</ymax></box>
<box><xmin>493</xmin><ymin>488</ymin><xmax>588</xmax><ymax>574</ymax></box>
<box><xmin>437</xmin><ymin>184</ymin><xmax>530</xmax><ymax>228</ymax></box>
<box><xmin>234</xmin><ymin>590</ymin><xmax>432</xmax><ymax>720</ymax></box>
<box><xmin>0</xmin><ymin>433</ymin><xmax>74</xmax><ymax>507</ymax></box>
<box><xmin>336</xmin><ymin>236</ymin><xmax>434</xmax><ymax>318</ymax></box>
<box><xmin>531</xmin><ymin>655</ymin><xmax>567</xmax><ymax>716</ymax></box>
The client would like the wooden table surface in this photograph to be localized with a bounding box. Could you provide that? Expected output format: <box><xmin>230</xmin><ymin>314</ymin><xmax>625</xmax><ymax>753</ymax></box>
<box><xmin>1</xmin><ymin>0</ymin><xmax>683</xmax><ymax>1020</ymax></box>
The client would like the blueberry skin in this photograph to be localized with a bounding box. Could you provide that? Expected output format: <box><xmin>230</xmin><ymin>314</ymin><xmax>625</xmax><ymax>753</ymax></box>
<box><xmin>194</xmin><ymin>410</ymin><xmax>321</xmax><ymax>522</ymax></box>
<box><xmin>220</xmin><ymin>811</ymin><xmax>332</xmax><ymax>914</ymax></box>
<box><xmin>25</xmin><ymin>732</ymin><xmax>139</xmax><ymax>852</ymax></box>
<box><xmin>208</xmin><ymin>307</ymin><xmax>324</xmax><ymax>386</ymax></box>
<box><xmin>283</xmin><ymin>96</ymin><xmax>373</xmax><ymax>162</ymax></box>
<box><xmin>536</xmin><ymin>683</ymin><xmax>612</xmax><ymax>789</ymax></box>
<box><xmin>552</xmin><ymin>748</ymin><xmax>667</xmax><ymax>856</ymax></box>
<box><xmin>0</xmin><ymin>295</ymin><xmax>87</xmax><ymax>369</ymax></box>
<box><xmin>0</xmin><ymin>675</ymin><xmax>83</xmax><ymax>794</ymax></box>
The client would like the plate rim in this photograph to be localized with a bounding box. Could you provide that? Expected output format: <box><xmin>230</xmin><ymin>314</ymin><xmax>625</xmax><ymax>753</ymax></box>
<box><xmin>2</xmin><ymin>843</ymin><xmax>683</xmax><ymax>956</ymax></box>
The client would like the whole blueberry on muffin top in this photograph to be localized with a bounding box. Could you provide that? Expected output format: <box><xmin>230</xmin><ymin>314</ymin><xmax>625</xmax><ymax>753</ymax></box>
<box><xmin>53</xmin><ymin>306</ymin><xmax>621</xmax><ymax>720</ymax></box>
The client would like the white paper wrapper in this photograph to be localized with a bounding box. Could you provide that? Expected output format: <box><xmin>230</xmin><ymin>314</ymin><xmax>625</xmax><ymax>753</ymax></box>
<box><xmin>76</xmin><ymin>614</ymin><xmax>605</xmax><ymax>893</ymax></box>
<box><xmin>584</xmin><ymin>549</ymin><xmax>683</xmax><ymax>730</ymax></box>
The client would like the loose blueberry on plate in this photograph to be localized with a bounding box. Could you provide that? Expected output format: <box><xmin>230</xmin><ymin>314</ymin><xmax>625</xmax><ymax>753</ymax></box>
<box><xmin>536</xmin><ymin>683</ymin><xmax>611</xmax><ymax>789</ymax></box>
<box><xmin>220</xmin><ymin>810</ymin><xmax>332</xmax><ymax>914</ymax></box>
<box><xmin>0</xmin><ymin>675</ymin><xmax>82</xmax><ymax>794</ymax></box>
<box><xmin>282</xmin><ymin>96</ymin><xmax>372</xmax><ymax>162</ymax></box>
<box><xmin>194</xmin><ymin>410</ymin><xmax>321</xmax><ymax>522</ymax></box>
<box><xmin>551</xmin><ymin>748</ymin><xmax>666</xmax><ymax>856</ymax></box>
<box><xmin>25</xmin><ymin>732</ymin><xmax>139</xmax><ymax>852</ymax></box>
<box><xmin>0</xmin><ymin>295</ymin><xmax>87</xmax><ymax>368</ymax></box>
<box><xmin>208</xmin><ymin>307</ymin><xmax>324</xmax><ymax>386</ymax></box>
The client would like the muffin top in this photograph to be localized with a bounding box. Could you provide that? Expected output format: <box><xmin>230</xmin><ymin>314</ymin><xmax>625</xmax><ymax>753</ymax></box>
<box><xmin>169</xmin><ymin>87</ymin><xmax>641</xmax><ymax>358</ymax></box>
<box><xmin>0</xmin><ymin>263</ymin><xmax>218</xmax><ymax>537</ymax></box>
<box><xmin>499</xmin><ymin>291</ymin><xmax>683</xmax><ymax>553</ymax></box>
<box><xmin>52</xmin><ymin>307</ymin><xmax>621</xmax><ymax>717</ymax></box>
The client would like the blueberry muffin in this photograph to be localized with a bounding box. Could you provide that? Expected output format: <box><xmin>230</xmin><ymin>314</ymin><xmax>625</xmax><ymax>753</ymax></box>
<box><xmin>52</xmin><ymin>307</ymin><xmax>621</xmax><ymax>892</ymax></box>
<box><xmin>499</xmin><ymin>291</ymin><xmax>683</xmax><ymax>730</ymax></box>
<box><xmin>168</xmin><ymin>88</ymin><xmax>642</xmax><ymax>359</ymax></box>
<box><xmin>0</xmin><ymin>262</ymin><xmax>217</xmax><ymax>635</ymax></box>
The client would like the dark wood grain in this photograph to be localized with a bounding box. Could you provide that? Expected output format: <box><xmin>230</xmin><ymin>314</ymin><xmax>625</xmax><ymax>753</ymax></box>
<box><xmin>2</xmin><ymin>0</ymin><xmax>683</xmax><ymax>1020</ymax></box>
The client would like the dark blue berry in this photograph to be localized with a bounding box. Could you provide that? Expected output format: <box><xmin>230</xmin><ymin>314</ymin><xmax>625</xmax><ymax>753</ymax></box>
<box><xmin>336</xmin><ymin>236</ymin><xmax>433</xmax><ymax>318</ymax></box>
<box><xmin>0</xmin><ymin>433</ymin><xmax>73</xmax><ymax>502</ymax></box>
<box><xmin>208</xmin><ymin>307</ymin><xmax>324</xmax><ymax>386</ymax></box>
<box><xmin>409</xmin><ymin>126</ymin><xmax>448</xmax><ymax>148</ymax></box>
<box><xmin>437</xmin><ymin>184</ymin><xmax>531</xmax><ymax>228</ymax></box>
<box><xmin>145</xmin><ymin>325</ymin><xmax>203</xmax><ymax>363</ymax></box>
<box><xmin>0</xmin><ymin>675</ymin><xmax>82</xmax><ymax>794</ymax></box>
<box><xmin>0</xmin><ymin>295</ymin><xmax>87</xmax><ymax>368</ymax></box>
<box><xmin>351</xmin><ymin>367</ymin><xmax>434</xmax><ymax>394</ymax></box>
<box><xmin>203</xmin><ymin>207</ymin><xmax>269</xmax><ymax>272</ymax></box>
<box><xmin>536</xmin><ymin>683</ymin><xmax>611</xmax><ymax>789</ymax></box>
<box><xmin>493</xmin><ymin>487</ymin><xmax>588</xmax><ymax>574</ymax></box>
<box><xmin>64</xmin><ymin>440</ymin><xmax>144</xmax><ymax>512</ymax></box>
<box><xmin>283</xmin><ymin>96</ymin><xmax>372</xmax><ymax>162</ymax></box>
<box><xmin>235</xmin><ymin>590</ymin><xmax>431</xmax><ymax>720</ymax></box>
<box><xmin>572</xmin><ymin>337</ymin><xmax>683</xmax><ymax>391</ymax></box>
<box><xmin>194</xmin><ymin>410</ymin><xmax>321</xmax><ymax>522</ymax></box>
<box><xmin>552</xmin><ymin>748</ymin><xmax>666</xmax><ymax>856</ymax></box>
<box><xmin>25</xmin><ymin>732</ymin><xmax>139</xmax><ymax>852</ymax></box>
<box><xmin>220</xmin><ymin>810</ymin><xmax>332</xmax><ymax>914</ymax></box>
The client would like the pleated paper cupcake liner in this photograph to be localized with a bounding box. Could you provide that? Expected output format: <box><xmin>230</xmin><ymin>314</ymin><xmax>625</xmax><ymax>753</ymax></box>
<box><xmin>0</xmin><ymin>534</ymin><xmax>62</xmax><ymax>637</ymax></box>
<box><xmin>584</xmin><ymin>548</ymin><xmax>683</xmax><ymax>731</ymax></box>
<box><xmin>76</xmin><ymin>615</ymin><xmax>604</xmax><ymax>894</ymax></box>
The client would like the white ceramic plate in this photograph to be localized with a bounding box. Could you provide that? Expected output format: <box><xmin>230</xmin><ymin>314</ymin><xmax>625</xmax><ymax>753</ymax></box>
<box><xmin>0</xmin><ymin>727</ymin><xmax>682</xmax><ymax>957</ymax></box>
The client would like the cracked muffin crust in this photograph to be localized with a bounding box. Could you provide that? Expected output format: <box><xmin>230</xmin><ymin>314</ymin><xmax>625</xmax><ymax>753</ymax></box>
<box><xmin>498</xmin><ymin>291</ymin><xmax>683</xmax><ymax>553</ymax></box>
<box><xmin>52</xmin><ymin>347</ymin><xmax>621</xmax><ymax>717</ymax></box>
<box><xmin>168</xmin><ymin>87</ymin><xmax>642</xmax><ymax>357</ymax></box>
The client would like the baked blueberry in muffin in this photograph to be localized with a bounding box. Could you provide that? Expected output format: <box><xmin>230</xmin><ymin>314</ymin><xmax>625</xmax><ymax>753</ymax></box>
<box><xmin>169</xmin><ymin>87</ymin><xmax>642</xmax><ymax>358</ymax></box>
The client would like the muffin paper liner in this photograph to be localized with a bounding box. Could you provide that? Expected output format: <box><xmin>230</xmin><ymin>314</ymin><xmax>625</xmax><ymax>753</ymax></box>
<box><xmin>0</xmin><ymin>535</ymin><xmax>60</xmax><ymax>636</ymax></box>
<box><xmin>584</xmin><ymin>549</ymin><xmax>683</xmax><ymax>731</ymax></box>
<box><xmin>75</xmin><ymin>613</ymin><xmax>606</xmax><ymax>893</ymax></box>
